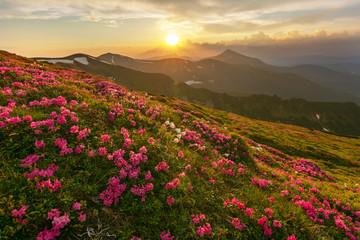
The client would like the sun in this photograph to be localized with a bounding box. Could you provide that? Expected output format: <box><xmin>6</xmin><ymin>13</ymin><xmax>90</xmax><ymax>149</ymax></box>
<box><xmin>166</xmin><ymin>34</ymin><xmax>180</xmax><ymax>46</ymax></box>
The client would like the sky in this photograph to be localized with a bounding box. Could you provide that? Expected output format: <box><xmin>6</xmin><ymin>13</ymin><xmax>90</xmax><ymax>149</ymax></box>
<box><xmin>1</xmin><ymin>0</ymin><xmax>360</xmax><ymax>59</ymax></box>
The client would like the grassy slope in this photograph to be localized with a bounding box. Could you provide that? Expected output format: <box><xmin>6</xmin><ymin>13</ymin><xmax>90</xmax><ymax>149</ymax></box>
<box><xmin>1</xmin><ymin>50</ymin><xmax>360</xmax><ymax>240</ymax></box>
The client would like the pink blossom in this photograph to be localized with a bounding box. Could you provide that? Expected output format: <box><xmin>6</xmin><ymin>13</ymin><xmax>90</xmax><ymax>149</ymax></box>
<box><xmin>77</xmin><ymin>211</ymin><xmax>86</xmax><ymax>222</ymax></box>
<box><xmin>160</xmin><ymin>230</ymin><xmax>174</xmax><ymax>240</ymax></box>
<box><xmin>287</xmin><ymin>234</ymin><xmax>297</xmax><ymax>240</ymax></box>
<box><xmin>258</xmin><ymin>217</ymin><xmax>267</xmax><ymax>226</ymax></box>
<box><xmin>23</xmin><ymin>115</ymin><xmax>32</xmax><ymax>122</ymax></box>
<box><xmin>100</xmin><ymin>177</ymin><xmax>126</xmax><ymax>206</ymax></box>
<box><xmin>264</xmin><ymin>225</ymin><xmax>272</xmax><ymax>236</ymax></box>
<box><xmin>264</xmin><ymin>208</ymin><xmax>273</xmax><ymax>218</ymax></box>
<box><xmin>70</xmin><ymin>125</ymin><xmax>79</xmax><ymax>133</ymax></box>
<box><xmin>273</xmin><ymin>220</ymin><xmax>282</xmax><ymax>228</ymax></box>
<box><xmin>196</xmin><ymin>222</ymin><xmax>212</xmax><ymax>237</ymax></box>
<box><xmin>34</xmin><ymin>140</ymin><xmax>46</xmax><ymax>149</ymax></box>
<box><xmin>232</xmin><ymin>218</ymin><xmax>246</xmax><ymax>231</ymax></box>
<box><xmin>165</xmin><ymin>178</ymin><xmax>181</xmax><ymax>190</ymax></box>
<box><xmin>155</xmin><ymin>161</ymin><xmax>169</xmax><ymax>172</ymax></box>
<box><xmin>101</xmin><ymin>134</ymin><xmax>110</xmax><ymax>142</ymax></box>
<box><xmin>75</xmin><ymin>145</ymin><xmax>85</xmax><ymax>154</ymax></box>
<box><xmin>167</xmin><ymin>196</ymin><xmax>175</xmax><ymax>206</ymax></box>
<box><xmin>72</xmin><ymin>202</ymin><xmax>81</xmax><ymax>210</ymax></box>
<box><xmin>192</xmin><ymin>214</ymin><xmax>200</xmax><ymax>224</ymax></box>
<box><xmin>47</xmin><ymin>209</ymin><xmax>60</xmax><ymax>220</ymax></box>
<box><xmin>245</xmin><ymin>208</ymin><xmax>254</xmax><ymax>216</ymax></box>
<box><xmin>98</xmin><ymin>147</ymin><xmax>107</xmax><ymax>156</ymax></box>
<box><xmin>11</xmin><ymin>205</ymin><xmax>28</xmax><ymax>223</ymax></box>
<box><xmin>178</xmin><ymin>151</ymin><xmax>184</xmax><ymax>157</ymax></box>
<box><xmin>145</xmin><ymin>171</ymin><xmax>153</xmax><ymax>181</ymax></box>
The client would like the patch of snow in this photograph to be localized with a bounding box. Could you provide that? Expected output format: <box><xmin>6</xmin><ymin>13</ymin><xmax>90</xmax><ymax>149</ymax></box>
<box><xmin>192</xmin><ymin>75</ymin><xmax>196</xmax><ymax>79</ymax></box>
<box><xmin>323</xmin><ymin>127</ymin><xmax>329</xmax><ymax>132</ymax></box>
<box><xmin>74</xmin><ymin>57</ymin><xmax>88</xmax><ymax>65</ymax></box>
<box><xmin>38</xmin><ymin>59</ymin><xmax>74</xmax><ymax>64</ymax></box>
<box><xmin>185</xmin><ymin>80</ymin><xmax>202</xmax><ymax>85</ymax></box>
<box><xmin>99</xmin><ymin>60</ymin><xmax>111</xmax><ymax>64</ymax></box>
<box><xmin>197</xmin><ymin>66</ymin><xmax>203</xmax><ymax>69</ymax></box>
<box><xmin>208</xmin><ymin>80</ymin><xmax>214</xmax><ymax>83</ymax></box>
<box><xmin>111</xmin><ymin>56</ymin><xmax>115</xmax><ymax>64</ymax></box>
<box><xmin>134</xmin><ymin>60</ymin><xmax>153</xmax><ymax>64</ymax></box>
<box><xmin>316</xmin><ymin>114</ymin><xmax>320</xmax><ymax>120</ymax></box>
<box><xmin>186</xmin><ymin>68</ymin><xmax>191</xmax><ymax>72</ymax></box>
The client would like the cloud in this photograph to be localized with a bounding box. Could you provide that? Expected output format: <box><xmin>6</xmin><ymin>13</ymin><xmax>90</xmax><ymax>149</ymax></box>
<box><xmin>177</xmin><ymin>30</ymin><xmax>360</xmax><ymax>58</ymax></box>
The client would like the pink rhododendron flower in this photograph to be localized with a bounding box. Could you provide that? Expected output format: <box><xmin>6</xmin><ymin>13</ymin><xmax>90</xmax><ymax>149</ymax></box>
<box><xmin>101</xmin><ymin>134</ymin><xmax>110</xmax><ymax>142</ymax></box>
<box><xmin>273</xmin><ymin>220</ymin><xmax>282</xmax><ymax>228</ymax></box>
<box><xmin>167</xmin><ymin>196</ymin><xmax>175</xmax><ymax>206</ymax></box>
<box><xmin>155</xmin><ymin>161</ymin><xmax>169</xmax><ymax>172</ymax></box>
<box><xmin>11</xmin><ymin>205</ymin><xmax>28</xmax><ymax>223</ymax></box>
<box><xmin>160</xmin><ymin>230</ymin><xmax>174</xmax><ymax>240</ymax></box>
<box><xmin>287</xmin><ymin>234</ymin><xmax>297</xmax><ymax>240</ymax></box>
<box><xmin>70</xmin><ymin>125</ymin><xmax>79</xmax><ymax>133</ymax></box>
<box><xmin>98</xmin><ymin>147</ymin><xmax>107</xmax><ymax>156</ymax></box>
<box><xmin>145</xmin><ymin>171</ymin><xmax>153</xmax><ymax>181</ymax></box>
<box><xmin>77</xmin><ymin>211</ymin><xmax>86</xmax><ymax>222</ymax></box>
<box><xmin>196</xmin><ymin>222</ymin><xmax>212</xmax><ymax>237</ymax></box>
<box><xmin>232</xmin><ymin>218</ymin><xmax>246</xmax><ymax>231</ymax></box>
<box><xmin>73</xmin><ymin>202</ymin><xmax>81</xmax><ymax>210</ymax></box>
<box><xmin>245</xmin><ymin>208</ymin><xmax>254</xmax><ymax>216</ymax></box>
<box><xmin>34</xmin><ymin>140</ymin><xmax>46</xmax><ymax>149</ymax></box>
<box><xmin>47</xmin><ymin>209</ymin><xmax>60</xmax><ymax>220</ymax></box>
<box><xmin>165</xmin><ymin>178</ymin><xmax>181</xmax><ymax>190</ymax></box>
<box><xmin>258</xmin><ymin>217</ymin><xmax>267</xmax><ymax>226</ymax></box>
<box><xmin>264</xmin><ymin>225</ymin><xmax>272</xmax><ymax>236</ymax></box>
<box><xmin>264</xmin><ymin>208</ymin><xmax>273</xmax><ymax>218</ymax></box>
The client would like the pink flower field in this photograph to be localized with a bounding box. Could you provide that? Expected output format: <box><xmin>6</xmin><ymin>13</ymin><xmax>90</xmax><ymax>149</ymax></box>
<box><xmin>1</xmin><ymin>50</ymin><xmax>360</xmax><ymax>239</ymax></box>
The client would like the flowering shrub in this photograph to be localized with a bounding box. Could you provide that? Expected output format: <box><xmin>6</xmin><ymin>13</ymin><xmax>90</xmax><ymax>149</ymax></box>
<box><xmin>0</xmin><ymin>50</ymin><xmax>359</xmax><ymax>240</ymax></box>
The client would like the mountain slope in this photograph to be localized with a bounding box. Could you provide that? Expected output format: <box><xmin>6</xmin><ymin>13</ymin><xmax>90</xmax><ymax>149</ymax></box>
<box><xmin>35</xmin><ymin>54</ymin><xmax>360</xmax><ymax>135</ymax></box>
<box><xmin>206</xmin><ymin>50</ymin><xmax>360</xmax><ymax>99</ymax></box>
<box><xmin>97</xmin><ymin>52</ymin><xmax>360</xmax><ymax>104</ymax></box>
<box><xmin>207</xmin><ymin>49</ymin><xmax>268</xmax><ymax>68</ymax></box>
<box><xmin>36</xmin><ymin>54</ymin><xmax>176</xmax><ymax>96</ymax></box>
<box><xmin>1</xmin><ymin>50</ymin><xmax>360</xmax><ymax>240</ymax></box>
<box><xmin>283</xmin><ymin>64</ymin><xmax>360</xmax><ymax>97</ymax></box>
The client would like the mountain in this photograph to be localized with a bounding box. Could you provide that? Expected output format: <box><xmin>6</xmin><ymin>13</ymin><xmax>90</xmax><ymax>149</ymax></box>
<box><xmin>205</xmin><ymin>50</ymin><xmax>360</xmax><ymax>99</ymax></box>
<box><xmin>282</xmin><ymin>64</ymin><xmax>360</xmax><ymax>97</ymax></box>
<box><xmin>323</xmin><ymin>63</ymin><xmax>360</xmax><ymax>76</ymax></box>
<box><xmin>36</xmin><ymin>54</ymin><xmax>177</xmax><ymax>96</ymax></box>
<box><xmin>207</xmin><ymin>49</ymin><xmax>268</xmax><ymax>68</ymax></box>
<box><xmin>1</xmin><ymin>50</ymin><xmax>360</xmax><ymax>240</ymax></box>
<box><xmin>35</xmin><ymin>53</ymin><xmax>360</xmax><ymax>135</ymax></box>
<box><xmin>98</xmin><ymin>52</ymin><xmax>360</xmax><ymax>104</ymax></box>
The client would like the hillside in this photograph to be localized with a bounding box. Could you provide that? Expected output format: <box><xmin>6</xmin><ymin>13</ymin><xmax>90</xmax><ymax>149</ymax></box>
<box><xmin>97</xmin><ymin>52</ymin><xmax>360</xmax><ymax>104</ymax></box>
<box><xmin>207</xmin><ymin>50</ymin><xmax>360</xmax><ymax>99</ymax></box>
<box><xmin>1</xmin><ymin>50</ymin><xmax>360</xmax><ymax>240</ymax></box>
<box><xmin>36</xmin><ymin>54</ymin><xmax>176</xmax><ymax>96</ymax></box>
<box><xmin>35</xmin><ymin>54</ymin><xmax>360</xmax><ymax>136</ymax></box>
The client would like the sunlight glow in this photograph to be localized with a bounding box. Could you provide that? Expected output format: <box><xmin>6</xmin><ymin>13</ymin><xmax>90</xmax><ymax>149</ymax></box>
<box><xmin>166</xmin><ymin>34</ymin><xmax>180</xmax><ymax>46</ymax></box>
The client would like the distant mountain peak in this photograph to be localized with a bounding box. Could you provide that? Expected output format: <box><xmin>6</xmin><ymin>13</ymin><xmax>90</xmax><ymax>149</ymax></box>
<box><xmin>221</xmin><ymin>49</ymin><xmax>238</xmax><ymax>55</ymax></box>
<box><xmin>210</xmin><ymin>49</ymin><xmax>267</xmax><ymax>67</ymax></box>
